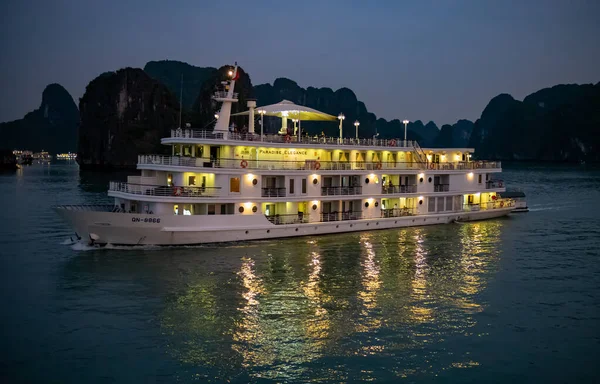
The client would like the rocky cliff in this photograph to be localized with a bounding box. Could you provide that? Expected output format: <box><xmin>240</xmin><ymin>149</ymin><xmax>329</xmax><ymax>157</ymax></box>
<box><xmin>144</xmin><ymin>60</ymin><xmax>216</xmax><ymax>110</ymax></box>
<box><xmin>469</xmin><ymin>83</ymin><xmax>600</xmax><ymax>161</ymax></box>
<box><xmin>77</xmin><ymin>68</ymin><xmax>179</xmax><ymax>169</ymax></box>
<box><xmin>254</xmin><ymin>78</ymin><xmax>439</xmax><ymax>145</ymax></box>
<box><xmin>0</xmin><ymin>84</ymin><xmax>79</xmax><ymax>153</ymax></box>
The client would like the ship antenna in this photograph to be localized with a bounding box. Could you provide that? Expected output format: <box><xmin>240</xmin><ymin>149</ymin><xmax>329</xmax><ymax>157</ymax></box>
<box><xmin>178</xmin><ymin>74</ymin><xmax>183</xmax><ymax>128</ymax></box>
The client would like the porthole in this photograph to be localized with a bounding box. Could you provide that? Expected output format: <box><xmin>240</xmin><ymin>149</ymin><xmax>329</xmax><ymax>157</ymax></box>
<box><xmin>424</xmin><ymin>219</ymin><xmax>426</xmax><ymax>222</ymax></box>
<box><xmin>365</xmin><ymin>178</ymin><xmax>370</xmax><ymax>184</ymax></box>
<box><xmin>336</xmin><ymin>225</ymin><xmax>339</xmax><ymax>228</ymax></box>
<box><xmin>252</xmin><ymin>178</ymin><xmax>258</xmax><ymax>186</ymax></box>
<box><xmin>314</xmin><ymin>226</ymin><xmax>318</xmax><ymax>230</ymax></box>
<box><xmin>350</xmin><ymin>224</ymin><xmax>353</xmax><ymax>227</ymax></box>
<box><xmin>428</xmin><ymin>177</ymin><xmax>432</xmax><ymax>183</ymax></box>
<box><xmin>239</xmin><ymin>206</ymin><xmax>244</xmax><ymax>213</ymax></box>
<box><xmin>419</xmin><ymin>177</ymin><xmax>424</xmax><ymax>183</ymax></box>
<box><xmin>245</xmin><ymin>230</ymin><xmax>249</xmax><ymax>234</ymax></box>
<box><xmin>295</xmin><ymin>228</ymin><xmax>299</xmax><ymax>232</ymax></box>
<box><xmin>419</xmin><ymin>200</ymin><xmax>423</xmax><ymax>205</ymax></box>
<box><xmin>267</xmin><ymin>229</ymin><xmax>270</xmax><ymax>233</ymax></box>
<box><xmin>374</xmin><ymin>201</ymin><xmax>379</xmax><ymax>207</ymax></box>
<box><xmin>312</xmin><ymin>204</ymin><xmax>317</xmax><ymax>210</ymax></box>
<box><xmin>412</xmin><ymin>219</ymin><xmax>415</xmax><ymax>222</ymax></box>
<box><xmin>313</xmin><ymin>178</ymin><xmax>318</xmax><ymax>185</ymax></box>
<box><xmin>252</xmin><ymin>206</ymin><xmax>257</xmax><ymax>213</ymax></box>
<box><xmin>395</xmin><ymin>221</ymin><xmax>397</xmax><ymax>224</ymax></box>
<box><xmin>365</xmin><ymin>202</ymin><xmax>369</xmax><ymax>208</ymax></box>
<box><xmin>376</xmin><ymin>222</ymin><xmax>379</xmax><ymax>225</ymax></box>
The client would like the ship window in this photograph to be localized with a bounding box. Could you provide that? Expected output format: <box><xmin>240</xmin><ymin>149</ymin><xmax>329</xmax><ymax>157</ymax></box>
<box><xmin>289</xmin><ymin>179</ymin><xmax>295</xmax><ymax>194</ymax></box>
<box><xmin>208</xmin><ymin>204</ymin><xmax>215</xmax><ymax>215</ymax></box>
<box><xmin>188</xmin><ymin>175</ymin><xmax>196</xmax><ymax>186</ymax></box>
<box><xmin>302</xmin><ymin>178</ymin><xmax>307</xmax><ymax>194</ymax></box>
<box><xmin>196</xmin><ymin>145</ymin><xmax>204</xmax><ymax>158</ymax></box>
<box><xmin>230</xmin><ymin>177</ymin><xmax>240</xmax><ymax>193</ymax></box>
<box><xmin>478</xmin><ymin>174</ymin><xmax>482</xmax><ymax>184</ymax></box>
<box><xmin>167</xmin><ymin>174</ymin><xmax>173</xmax><ymax>186</ymax></box>
<box><xmin>183</xmin><ymin>204</ymin><xmax>193</xmax><ymax>215</ymax></box>
<box><xmin>221</xmin><ymin>204</ymin><xmax>227</xmax><ymax>215</ymax></box>
<box><xmin>446</xmin><ymin>196</ymin><xmax>453</xmax><ymax>211</ymax></box>
<box><xmin>173</xmin><ymin>204</ymin><xmax>179</xmax><ymax>215</ymax></box>
<box><xmin>428</xmin><ymin>197</ymin><xmax>436</xmax><ymax>212</ymax></box>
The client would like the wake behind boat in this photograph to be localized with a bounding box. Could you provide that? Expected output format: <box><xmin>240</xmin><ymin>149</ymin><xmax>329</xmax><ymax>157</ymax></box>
<box><xmin>55</xmin><ymin>63</ymin><xmax>515</xmax><ymax>246</ymax></box>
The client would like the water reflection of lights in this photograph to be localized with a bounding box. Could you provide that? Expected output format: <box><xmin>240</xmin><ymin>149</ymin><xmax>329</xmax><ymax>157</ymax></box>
<box><xmin>410</xmin><ymin>229</ymin><xmax>432</xmax><ymax>323</ymax></box>
<box><xmin>356</xmin><ymin>234</ymin><xmax>382</xmax><ymax>332</ymax></box>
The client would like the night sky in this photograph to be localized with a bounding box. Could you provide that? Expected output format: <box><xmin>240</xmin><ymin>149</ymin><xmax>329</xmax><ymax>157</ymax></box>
<box><xmin>1</xmin><ymin>0</ymin><xmax>598</xmax><ymax>126</ymax></box>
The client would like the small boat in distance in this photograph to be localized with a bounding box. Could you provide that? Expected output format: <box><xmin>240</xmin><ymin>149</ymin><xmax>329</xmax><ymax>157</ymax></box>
<box><xmin>498</xmin><ymin>189</ymin><xmax>528</xmax><ymax>212</ymax></box>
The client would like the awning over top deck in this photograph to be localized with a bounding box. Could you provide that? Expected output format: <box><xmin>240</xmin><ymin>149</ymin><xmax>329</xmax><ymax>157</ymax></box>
<box><xmin>232</xmin><ymin>99</ymin><xmax>337</xmax><ymax>121</ymax></box>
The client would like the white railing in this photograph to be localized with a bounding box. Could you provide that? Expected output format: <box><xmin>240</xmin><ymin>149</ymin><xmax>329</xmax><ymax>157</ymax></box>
<box><xmin>138</xmin><ymin>155</ymin><xmax>427</xmax><ymax>171</ymax></box>
<box><xmin>138</xmin><ymin>154</ymin><xmax>500</xmax><ymax>172</ymax></box>
<box><xmin>168</xmin><ymin>129</ymin><xmax>418</xmax><ymax>148</ymax></box>
<box><xmin>109</xmin><ymin>182</ymin><xmax>221</xmax><ymax>198</ymax></box>
<box><xmin>213</xmin><ymin>91</ymin><xmax>239</xmax><ymax>99</ymax></box>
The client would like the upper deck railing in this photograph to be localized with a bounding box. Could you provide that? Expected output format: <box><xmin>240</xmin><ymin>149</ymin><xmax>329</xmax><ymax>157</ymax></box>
<box><xmin>168</xmin><ymin>129</ymin><xmax>418</xmax><ymax>148</ymax></box>
<box><xmin>138</xmin><ymin>154</ymin><xmax>501</xmax><ymax>171</ymax></box>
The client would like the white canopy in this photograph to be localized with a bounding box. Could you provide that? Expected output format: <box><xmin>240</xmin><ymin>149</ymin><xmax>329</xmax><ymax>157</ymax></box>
<box><xmin>232</xmin><ymin>99</ymin><xmax>337</xmax><ymax>121</ymax></box>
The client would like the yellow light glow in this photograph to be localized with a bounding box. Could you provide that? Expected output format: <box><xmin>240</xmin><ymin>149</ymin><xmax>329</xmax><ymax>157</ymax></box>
<box><xmin>244</xmin><ymin>202</ymin><xmax>253</xmax><ymax>208</ymax></box>
<box><xmin>246</xmin><ymin>173</ymin><xmax>254</xmax><ymax>179</ymax></box>
<box><xmin>311</xmin><ymin>200</ymin><xmax>319</xmax><ymax>206</ymax></box>
<box><xmin>467</xmin><ymin>172</ymin><xmax>474</xmax><ymax>180</ymax></box>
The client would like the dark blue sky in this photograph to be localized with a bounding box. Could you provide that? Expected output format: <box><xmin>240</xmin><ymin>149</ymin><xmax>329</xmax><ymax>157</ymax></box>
<box><xmin>1</xmin><ymin>0</ymin><xmax>598</xmax><ymax>126</ymax></box>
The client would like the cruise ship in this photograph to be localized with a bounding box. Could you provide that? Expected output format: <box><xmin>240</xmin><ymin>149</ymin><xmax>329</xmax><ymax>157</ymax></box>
<box><xmin>55</xmin><ymin>64</ymin><xmax>514</xmax><ymax>245</ymax></box>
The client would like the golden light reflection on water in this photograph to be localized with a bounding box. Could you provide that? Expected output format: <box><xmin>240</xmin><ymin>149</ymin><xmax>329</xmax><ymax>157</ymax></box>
<box><xmin>410</xmin><ymin>229</ymin><xmax>433</xmax><ymax>323</ymax></box>
<box><xmin>160</xmin><ymin>221</ymin><xmax>504</xmax><ymax>380</ymax></box>
<box><xmin>356</xmin><ymin>233</ymin><xmax>382</xmax><ymax>333</ymax></box>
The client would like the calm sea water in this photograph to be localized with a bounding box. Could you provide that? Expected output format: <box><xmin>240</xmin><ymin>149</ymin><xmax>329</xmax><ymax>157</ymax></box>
<box><xmin>1</xmin><ymin>162</ymin><xmax>599</xmax><ymax>383</ymax></box>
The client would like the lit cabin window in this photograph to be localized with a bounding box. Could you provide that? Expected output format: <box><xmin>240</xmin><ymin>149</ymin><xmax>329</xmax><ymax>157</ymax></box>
<box><xmin>230</xmin><ymin>177</ymin><xmax>240</xmax><ymax>193</ymax></box>
<box><xmin>188</xmin><ymin>175</ymin><xmax>196</xmax><ymax>185</ymax></box>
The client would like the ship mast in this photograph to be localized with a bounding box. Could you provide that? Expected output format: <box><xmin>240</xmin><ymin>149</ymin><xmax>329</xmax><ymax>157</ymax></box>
<box><xmin>213</xmin><ymin>63</ymin><xmax>239</xmax><ymax>137</ymax></box>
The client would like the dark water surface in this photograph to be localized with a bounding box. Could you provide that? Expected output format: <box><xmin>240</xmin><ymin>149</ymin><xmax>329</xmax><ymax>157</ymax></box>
<box><xmin>1</xmin><ymin>163</ymin><xmax>599</xmax><ymax>383</ymax></box>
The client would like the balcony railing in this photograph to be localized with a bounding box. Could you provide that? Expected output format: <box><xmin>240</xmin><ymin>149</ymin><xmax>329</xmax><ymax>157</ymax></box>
<box><xmin>320</xmin><ymin>211</ymin><xmax>363</xmax><ymax>222</ymax></box>
<box><xmin>427</xmin><ymin>161</ymin><xmax>502</xmax><ymax>170</ymax></box>
<box><xmin>261</xmin><ymin>187</ymin><xmax>286</xmax><ymax>197</ymax></box>
<box><xmin>486</xmin><ymin>180</ymin><xmax>505</xmax><ymax>189</ymax></box>
<box><xmin>434</xmin><ymin>184</ymin><xmax>450</xmax><ymax>192</ymax></box>
<box><xmin>381</xmin><ymin>185</ymin><xmax>417</xmax><ymax>194</ymax></box>
<box><xmin>139</xmin><ymin>154</ymin><xmax>499</xmax><ymax>172</ymax></box>
<box><xmin>380</xmin><ymin>207</ymin><xmax>416</xmax><ymax>218</ymax></box>
<box><xmin>321</xmin><ymin>186</ymin><xmax>362</xmax><ymax>196</ymax></box>
<box><xmin>265</xmin><ymin>213</ymin><xmax>308</xmax><ymax>225</ymax></box>
<box><xmin>109</xmin><ymin>182</ymin><xmax>221</xmax><ymax>198</ymax></box>
<box><xmin>463</xmin><ymin>199</ymin><xmax>514</xmax><ymax>212</ymax></box>
<box><xmin>169</xmin><ymin>129</ymin><xmax>418</xmax><ymax>148</ymax></box>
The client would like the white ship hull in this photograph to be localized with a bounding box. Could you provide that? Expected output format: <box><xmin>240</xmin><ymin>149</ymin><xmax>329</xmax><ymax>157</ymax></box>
<box><xmin>54</xmin><ymin>206</ymin><xmax>512</xmax><ymax>246</ymax></box>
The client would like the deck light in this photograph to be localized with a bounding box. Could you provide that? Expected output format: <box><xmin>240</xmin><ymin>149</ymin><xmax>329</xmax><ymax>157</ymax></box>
<box><xmin>354</xmin><ymin>120</ymin><xmax>360</xmax><ymax>139</ymax></box>
<box><xmin>403</xmin><ymin>120</ymin><xmax>409</xmax><ymax>142</ymax></box>
<box><xmin>338</xmin><ymin>113</ymin><xmax>345</xmax><ymax>139</ymax></box>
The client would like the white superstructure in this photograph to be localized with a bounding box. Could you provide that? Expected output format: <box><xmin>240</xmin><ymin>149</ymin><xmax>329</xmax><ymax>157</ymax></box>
<box><xmin>55</xmin><ymin>64</ymin><xmax>514</xmax><ymax>245</ymax></box>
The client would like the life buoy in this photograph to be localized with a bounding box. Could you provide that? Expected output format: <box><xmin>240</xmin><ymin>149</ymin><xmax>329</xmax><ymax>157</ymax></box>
<box><xmin>429</xmin><ymin>163</ymin><xmax>435</xmax><ymax>170</ymax></box>
<box><xmin>240</xmin><ymin>159</ymin><xmax>248</xmax><ymax>168</ymax></box>
<box><xmin>315</xmin><ymin>161</ymin><xmax>321</xmax><ymax>170</ymax></box>
<box><xmin>500</xmin><ymin>201</ymin><xmax>504</xmax><ymax>208</ymax></box>
<box><xmin>173</xmin><ymin>187</ymin><xmax>183</xmax><ymax>196</ymax></box>
<box><xmin>284</xmin><ymin>135</ymin><xmax>291</xmax><ymax>143</ymax></box>
<box><xmin>390</xmin><ymin>139</ymin><xmax>396</xmax><ymax>146</ymax></box>
<box><xmin>492</xmin><ymin>195</ymin><xmax>497</xmax><ymax>200</ymax></box>
<box><xmin>376</xmin><ymin>162</ymin><xmax>382</xmax><ymax>170</ymax></box>
<box><xmin>498</xmin><ymin>181</ymin><xmax>503</xmax><ymax>188</ymax></box>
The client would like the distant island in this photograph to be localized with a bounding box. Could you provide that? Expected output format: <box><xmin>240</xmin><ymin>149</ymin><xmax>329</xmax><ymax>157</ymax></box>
<box><xmin>1</xmin><ymin>60</ymin><xmax>597</xmax><ymax>167</ymax></box>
